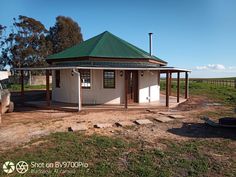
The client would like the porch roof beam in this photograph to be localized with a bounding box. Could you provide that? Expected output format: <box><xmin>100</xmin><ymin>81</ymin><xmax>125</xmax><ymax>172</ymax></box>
<box><xmin>14</xmin><ymin>67</ymin><xmax>191</xmax><ymax>72</ymax></box>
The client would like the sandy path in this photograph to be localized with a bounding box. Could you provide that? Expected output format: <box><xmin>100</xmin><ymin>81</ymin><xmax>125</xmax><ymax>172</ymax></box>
<box><xmin>0</xmin><ymin>107</ymin><xmax>190</xmax><ymax>151</ymax></box>
<box><xmin>0</xmin><ymin>98</ymin><xmax>235</xmax><ymax>152</ymax></box>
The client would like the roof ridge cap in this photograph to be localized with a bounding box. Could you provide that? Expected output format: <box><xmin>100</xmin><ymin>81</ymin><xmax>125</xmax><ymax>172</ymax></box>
<box><xmin>89</xmin><ymin>31</ymin><xmax>107</xmax><ymax>55</ymax></box>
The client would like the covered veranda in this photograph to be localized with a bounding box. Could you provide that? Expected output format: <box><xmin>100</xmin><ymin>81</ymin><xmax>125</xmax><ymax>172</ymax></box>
<box><xmin>24</xmin><ymin>94</ymin><xmax>186</xmax><ymax>112</ymax></box>
<box><xmin>16</xmin><ymin>66</ymin><xmax>190</xmax><ymax>111</ymax></box>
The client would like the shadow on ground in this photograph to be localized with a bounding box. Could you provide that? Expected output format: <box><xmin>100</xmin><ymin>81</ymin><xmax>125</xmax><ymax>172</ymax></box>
<box><xmin>11</xmin><ymin>90</ymin><xmax>50</xmax><ymax>112</ymax></box>
<box><xmin>168</xmin><ymin>122</ymin><xmax>236</xmax><ymax>140</ymax></box>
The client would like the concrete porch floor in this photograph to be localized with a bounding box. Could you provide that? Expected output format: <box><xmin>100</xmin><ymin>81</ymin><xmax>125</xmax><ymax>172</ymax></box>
<box><xmin>24</xmin><ymin>94</ymin><xmax>186</xmax><ymax>111</ymax></box>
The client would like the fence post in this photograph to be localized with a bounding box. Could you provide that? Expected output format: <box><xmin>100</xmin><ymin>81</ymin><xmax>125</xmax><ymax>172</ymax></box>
<box><xmin>234</xmin><ymin>79</ymin><xmax>236</xmax><ymax>89</ymax></box>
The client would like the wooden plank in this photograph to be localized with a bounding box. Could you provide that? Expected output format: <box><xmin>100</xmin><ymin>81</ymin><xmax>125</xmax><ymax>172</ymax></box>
<box><xmin>46</xmin><ymin>70</ymin><xmax>50</xmax><ymax>106</ymax></box>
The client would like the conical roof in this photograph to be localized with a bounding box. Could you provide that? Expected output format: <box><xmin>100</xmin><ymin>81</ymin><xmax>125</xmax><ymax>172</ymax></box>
<box><xmin>47</xmin><ymin>31</ymin><xmax>167</xmax><ymax>64</ymax></box>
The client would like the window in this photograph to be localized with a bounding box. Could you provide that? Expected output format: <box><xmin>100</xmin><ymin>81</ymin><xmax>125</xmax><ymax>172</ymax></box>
<box><xmin>80</xmin><ymin>69</ymin><xmax>91</xmax><ymax>88</ymax></box>
<box><xmin>103</xmin><ymin>70</ymin><xmax>115</xmax><ymax>88</ymax></box>
<box><xmin>55</xmin><ymin>70</ymin><xmax>60</xmax><ymax>88</ymax></box>
<box><xmin>0</xmin><ymin>79</ymin><xmax>8</xmax><ymax>89</ymax></box>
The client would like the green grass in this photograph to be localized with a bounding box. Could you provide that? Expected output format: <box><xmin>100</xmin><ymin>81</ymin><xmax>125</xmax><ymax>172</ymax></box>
<box><xmin>0</xmin><ymin>132</ymin><xmax>235</xmax><ymax>177</ymax></box>
<box><xmin>192</xmin><ymin>77</ymin><xmax>236</xmax><ymax>80</ymax></box>
<box><xmin>7</xmin><ymin>84</ymin><xmax>48</xmax><ymax>91</ymax></box>
<box><xmin>1</xmin><ymin>79</ymin><xmax>235</xmax><ymax>177</ymax></box>
<box><xmin>160</xmin><ymin>80</ymin><xmax>236</xmax><ymax>105</ymax></box>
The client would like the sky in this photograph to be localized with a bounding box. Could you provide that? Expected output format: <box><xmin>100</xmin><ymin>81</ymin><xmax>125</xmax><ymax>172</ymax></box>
<box><xmin>0</xmin><ymin>0</ymin><xmax>236</xmax><ymax>78</ymax></box>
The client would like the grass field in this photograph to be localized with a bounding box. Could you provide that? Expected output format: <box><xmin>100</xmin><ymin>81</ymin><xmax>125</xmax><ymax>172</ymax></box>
<box><xmin>7</xmin><ymin>84</ymin><xmax>48</xmax><ymax>92</ymax></box>
<box><xmin>160</xmin><ymin>80</ymin><xmax>236</xmax><ymax>106</ymax></box>
<box><xmin>1</xmin><ymin>80</ymin><xmax>235</xmax><ymax>177</ymax></box>
<box><xmin>0</xmin><ymin>132</ymin><xmax>235</xmax><ymax>177</ymax></box>
<box><xmin>6</xmin><ymin>84</ymin><xmax>46</xmax><ymax>91</ymax></box>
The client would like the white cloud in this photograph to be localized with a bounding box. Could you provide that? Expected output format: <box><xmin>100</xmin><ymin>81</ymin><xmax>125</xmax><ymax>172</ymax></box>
<box><xmin>196</xmin><ymin>66</ymin><xmax>207</xmax><ymax>70</ymax></box>
<box><xmin>229</xmin><ymin>66</ymin><xmax>236</xmax><ymax>70</ymax></box>
<box><xmin>191</xmin><ymin>64</ymin><xmax>236</xmax><ymax>78</ymax></box>
<box><xmin>195</xmin><ymin>64</ymin><xmax>226</xmax><ymax>70</ymax></box>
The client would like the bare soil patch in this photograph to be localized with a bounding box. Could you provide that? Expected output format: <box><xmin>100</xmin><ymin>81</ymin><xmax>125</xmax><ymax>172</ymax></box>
<box><xmin>0</xmin><ymin>92</ymin><xmax>236</xmax><ymax>152</ymax></box>
<box><xmin>0</xmin><ymin>96</ymin><xmax>235</xmax><ymax>153</ymax></box>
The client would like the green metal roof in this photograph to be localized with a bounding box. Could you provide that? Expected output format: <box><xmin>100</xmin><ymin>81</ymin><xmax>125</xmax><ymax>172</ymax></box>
<box><xmin>47</xmin><ymin>31</ymin><xmax>167</xmax><ymax>64</ymax></box>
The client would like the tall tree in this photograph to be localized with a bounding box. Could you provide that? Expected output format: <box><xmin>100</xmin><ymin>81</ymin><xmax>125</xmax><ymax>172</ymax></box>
<box><xmin>48</xmin><ymin>16</ymin><xmax>83</xmax><ymax>53</ymax></box>
<box><xmin>5</xmin><ymin>15</ymin><xmax>51</xmax><ymax>69</ymax></box>
<box><xmin>0</xmin><ymin>24</ymin><xmax>7</xmax><ymax>70</ymax></box>
<box><xmin>0</xmin><ymin>24</ymin><xmax>6</xmax><ymax>40</ymax></box>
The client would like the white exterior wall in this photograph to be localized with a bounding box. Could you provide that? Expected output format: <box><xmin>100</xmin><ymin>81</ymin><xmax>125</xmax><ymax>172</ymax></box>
<box><xmin>52</xmin><ymin>69</ymin><xmax>160</xmax><ymax>104</ymax></box>
<box><xmin>138</xmin><ymin>70</ymin><xmax>160</xmax><ymax>103</ymax></box>
<box><xmin>52</xmin><ymin>69</ymin><xmax>78</xmax><ymax>103</ymax></box>
<box><xmin>52</xmin><ymin>69</ymin><xmax>124</xmax><ymax>104</ymax></box>
<box><xmin>81</xmin><ymin>70</ymin><xmax>124</xmax><ymax>104</ymax></box>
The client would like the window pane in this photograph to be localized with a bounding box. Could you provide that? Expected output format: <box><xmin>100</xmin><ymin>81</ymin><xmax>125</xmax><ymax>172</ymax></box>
<box><xmin>104</xmin><ymin>70</ymin><xmax>115</xmax><ymax>88</ymax></box>
<box><xmin>80</xmin><ymin>69</ymin><xmax>91</xmax><ymax>88</ymax></box>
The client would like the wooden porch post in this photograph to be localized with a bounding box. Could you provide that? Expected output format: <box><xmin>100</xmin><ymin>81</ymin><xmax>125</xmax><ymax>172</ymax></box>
<box><xmin>46</xmin><ymin>70</ymin><xmax>50</xmax><ymax>106</ymax></box>
<box><xmin>185</xmin><ymin>72</ymin><xmax>189</xmax><ymax>99</ymax></box>
<box><xmin>166</xmin><ymin>71</ymin><xmax>169</xmax><ymax>107</ymax></box>
<box><xmin>20</xmin><ymin>70</ymin><xmax>24</xmax><ymax>102</ymax></box>
<box><xmin>157</xmin><ymin>70</ymin><xmax>160</xmax><ymax>86</ymax></box>
<box><xmin>78</xmin><ymin>71</ymin><xmax>82</xmax><ymax>111</ymax></box>
<box><xmin>177</xmin><ymin>72</ymin><xmax>180</xmax><ymax>103</ymax></box>
<box><xmin>124</xmin><ymin>71</ymin><xmax>128</xmax><ymax>109</ymax></box>
<box><xmin>169</xmin><ymin>72</ymin><xmax>172</xmax><ymax>96</ymax></box>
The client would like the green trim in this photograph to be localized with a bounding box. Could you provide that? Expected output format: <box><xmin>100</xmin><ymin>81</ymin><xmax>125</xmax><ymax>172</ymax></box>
<box><xmin>51</xmin><ymin>60</ymin><xmax>161</xmax><ymax>68</ymax></box>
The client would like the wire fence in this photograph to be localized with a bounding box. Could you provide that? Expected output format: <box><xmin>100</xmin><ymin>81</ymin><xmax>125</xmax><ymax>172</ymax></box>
<box><xmin>190</xmin><ymin>79</ymin><xmax>236</xmax><ymax>88</ymax></box>
<box><xmin>160</xmin><ymin>78</ymin><xmax>236</xmax><ymax>89</ymax></box>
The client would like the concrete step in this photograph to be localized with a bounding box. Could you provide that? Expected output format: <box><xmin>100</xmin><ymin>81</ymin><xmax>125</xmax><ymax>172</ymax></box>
<box><xmin>68</xmin><ymin>123</ymin><xmax>88</xmax><ymax>132</ymax></box>
<box><xmin>168</xmin><ymin>115</ymin><xmax>185</xmax><ymax>119</ymax></box>
<box><xmin>94</xmin><ymin>123</ymin><xmax>113</xmax><ymax>128</ymax></box>
<box><xmin>154</xmin><ymin>116</ymin><xmax>174</xmax><ymax>123</ymax></box>
<box><xmin>116</xmin><ymin>121</ymin><xmax>136</xmax><ymax>127</ymax></box>
<box><xmin>135</xmin><ymin>119</ymin><xmax>153</xmax><ymax>125</ymax></box>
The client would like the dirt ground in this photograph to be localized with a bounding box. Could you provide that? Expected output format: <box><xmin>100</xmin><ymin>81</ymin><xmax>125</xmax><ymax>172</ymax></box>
<box><xmin>0</xmin><ymin>93</ymin><xmax>236</xmax><ymax>152</ymax></box>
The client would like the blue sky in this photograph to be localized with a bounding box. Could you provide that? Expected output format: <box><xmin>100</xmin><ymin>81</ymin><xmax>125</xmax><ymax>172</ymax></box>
<box><xmin>1</xmin><ymin>0</ymin><xmax>236</xmax><ymax>78</ymax></box>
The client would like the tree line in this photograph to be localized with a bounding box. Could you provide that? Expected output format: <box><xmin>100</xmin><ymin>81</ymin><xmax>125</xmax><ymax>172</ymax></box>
<box><xmin>0</xmin><ymin>15</ymin><xmax>83</xmax><ymax>71</ymax></box>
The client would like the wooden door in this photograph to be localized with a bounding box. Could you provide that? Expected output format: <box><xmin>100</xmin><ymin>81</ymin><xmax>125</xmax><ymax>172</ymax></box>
<box><xmin>126</xmin><ymin>70</ymin><xmax>139</xmax><ymax>103</ymax></box>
